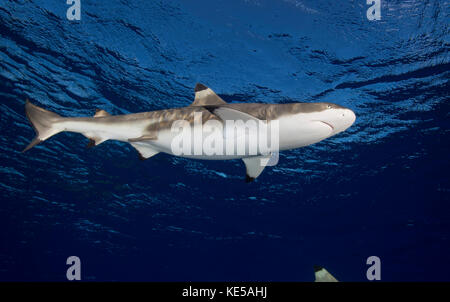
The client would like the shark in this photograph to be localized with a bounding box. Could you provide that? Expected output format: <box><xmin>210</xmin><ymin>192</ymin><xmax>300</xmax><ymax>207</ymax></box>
<box><xmin>22</xmin><ymin>83</ymin><xmax>356</xmax><ymax>182</ymax></box>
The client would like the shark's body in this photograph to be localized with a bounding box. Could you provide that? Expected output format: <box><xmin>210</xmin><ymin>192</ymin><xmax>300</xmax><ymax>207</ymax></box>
<box><xmin>23</xmin><ymin>83</ymin><xmax>356</xmax><ymax>181</ymax></box>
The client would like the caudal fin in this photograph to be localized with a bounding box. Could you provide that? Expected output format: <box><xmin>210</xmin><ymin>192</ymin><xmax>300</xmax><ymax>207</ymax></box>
<box><xmin>22</xmin><ymin>100</ymin><xmax>63</xmax><ymax>152</ymax></box>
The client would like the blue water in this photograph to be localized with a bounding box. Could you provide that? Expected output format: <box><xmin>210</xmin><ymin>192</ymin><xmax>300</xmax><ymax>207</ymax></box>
<box><xmin>0</xmin><ymin>0</ymin><xmax>449</xmax><ymax>281</ymax></box>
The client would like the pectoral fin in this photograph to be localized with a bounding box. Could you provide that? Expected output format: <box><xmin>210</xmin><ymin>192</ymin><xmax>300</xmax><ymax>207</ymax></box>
<box><xmin>203</xmin><ymin>106</ymin><xmax>264</xmax><ymax>140</ymax></box>
<box><xmin>242</xmin><ymin>154</ymin><xmax>272</xmax><ymax>183</ymax></box>
<box><xmin>203</xmin><ymin>106</ymin><xmax>260</xmax><ymax>123</ymax></box>
<box><xmin>314</xmin><ymin>266</ymin><xmax>338</xmax><ymax>282</ymax></box>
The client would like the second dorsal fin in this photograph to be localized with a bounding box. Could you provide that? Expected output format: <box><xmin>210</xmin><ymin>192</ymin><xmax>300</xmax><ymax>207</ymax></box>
<box><xmin>94</xmin><ymin>109</ymin><xmax>110</xmax><ymax>118</ymax></box>
<box><xmin>190</xmin><ymin>83</ymin><xmax>227</xmax><ymax>106</ymax></box>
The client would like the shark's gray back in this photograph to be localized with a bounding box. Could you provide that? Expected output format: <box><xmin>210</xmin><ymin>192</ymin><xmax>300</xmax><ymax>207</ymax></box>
<box><xmin>111</xmin><ymin>102</ymin><xmax>340</xmax><ymax>133</ymax></box>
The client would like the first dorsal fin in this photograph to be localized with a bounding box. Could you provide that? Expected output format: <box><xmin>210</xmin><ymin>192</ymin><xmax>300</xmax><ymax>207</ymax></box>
<box><xmin>191</xmin><ymin>83</ymin><xmax>227</xmax><ymax>106</ymax></box>
<box><xmin>94</xmin><ymin>109</ymin><xmax>110</xmax><ymax>118</ymax></box>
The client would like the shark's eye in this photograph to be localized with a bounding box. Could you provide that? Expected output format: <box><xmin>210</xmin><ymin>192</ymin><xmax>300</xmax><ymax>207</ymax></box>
<box><xmin>327</xmin><ymin>104</ymin><xmax>332</xmax><ymax>109</ymax></box>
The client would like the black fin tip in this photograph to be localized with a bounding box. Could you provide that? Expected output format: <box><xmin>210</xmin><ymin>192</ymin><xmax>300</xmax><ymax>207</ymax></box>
<box><xmin>195</xmin><ymin>83</ymin><xmax>208</xmax><ymax>92</ymax></box>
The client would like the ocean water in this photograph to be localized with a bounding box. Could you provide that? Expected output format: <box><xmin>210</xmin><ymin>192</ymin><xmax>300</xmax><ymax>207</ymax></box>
<box><xmin>0</xmin><ymin>0</ymin><xmax>449</xmax><ymax>281</ymax></box>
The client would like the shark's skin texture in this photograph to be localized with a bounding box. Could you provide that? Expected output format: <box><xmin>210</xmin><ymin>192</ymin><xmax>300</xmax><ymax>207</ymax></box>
<box><xmin>22</xmin><ymin>84</ymin><xmax>356</xmax><ymax>182</ymax></box>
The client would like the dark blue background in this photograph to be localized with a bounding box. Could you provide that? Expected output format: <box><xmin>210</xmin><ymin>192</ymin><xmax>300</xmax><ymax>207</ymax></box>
<box><xmin>0</xmin><ymin>0</ymin><xmax>449</xmax><ymax>281</ymax></box>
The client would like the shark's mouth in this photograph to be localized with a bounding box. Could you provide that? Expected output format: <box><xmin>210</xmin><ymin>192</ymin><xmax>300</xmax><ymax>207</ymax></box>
<box><xmin>319</xmin><ymin>121</ymin><xmax>334</xmax><ymax>131</ymax></box>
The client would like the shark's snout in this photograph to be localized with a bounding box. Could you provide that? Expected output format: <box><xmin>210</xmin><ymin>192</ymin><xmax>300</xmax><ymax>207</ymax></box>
<box><xmin>332</xmin><ymin>108</ymin><xmax>356</xmax><ymax>134</ymax></box>
<box><xmin>318</xmin><ymin>107</ymin><xmax>356</xmax><ymax>136</ymax></box>
<box><xmin>343</xmin><ymin>108</ymin><xmax>356</xmax><ymax>129</ymax></box>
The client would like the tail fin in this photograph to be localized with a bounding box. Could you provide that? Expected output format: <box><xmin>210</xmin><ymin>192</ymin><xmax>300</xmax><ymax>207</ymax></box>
<box><xmin>22</xmin><ymin>100</ymin><xmax>63</xmax><ymax>152</ymax></box>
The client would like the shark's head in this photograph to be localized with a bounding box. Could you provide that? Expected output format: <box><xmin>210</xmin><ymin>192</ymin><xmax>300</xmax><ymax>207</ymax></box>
<box><xmin>276</xmin><ymin>102</ymin><xmax>356</xmax><ymax>150</ymax></box>
<box><xmin>314</xmin><ymin>102</ymin><xmax>356</xmax><ymax>136</ymax></box>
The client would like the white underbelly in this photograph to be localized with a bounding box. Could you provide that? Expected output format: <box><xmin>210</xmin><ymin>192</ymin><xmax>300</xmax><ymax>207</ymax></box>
<box><xmin>59</xmin><ymin>115</ymin><xmax>333</xmax><ymax>159</ymax></box>
<box><xmin>153</xmin><ymin>127</ymin><xmax>276</xmax><ymax>160</ymax></box>
<box><xmin>277</xmin><ymin>116</ymin><xmax>333</xmax><ymax>150</ymax></box>
<box><xmin>151</xmin><ymin>116</ymin><xmax>333</xmax><ymax>158</ymax></box>
<box><xmin>60</xmin><ymin>119</ymin><xmax>148</xmax><ymax>142</ymax></box>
